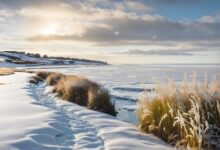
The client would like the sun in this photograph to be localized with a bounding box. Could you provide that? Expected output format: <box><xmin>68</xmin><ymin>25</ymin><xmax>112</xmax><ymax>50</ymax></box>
<box><xmin>41</xmin><ymin>24</ymin><xmax>57</xmax><ymax>36</ymax></box>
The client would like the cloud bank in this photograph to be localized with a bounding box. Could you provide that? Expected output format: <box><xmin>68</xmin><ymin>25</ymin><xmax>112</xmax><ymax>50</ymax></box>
<box><xmin>0</xmin><ymin>0</ymin><xmax>219</xmax><ymax>63</ymax></box>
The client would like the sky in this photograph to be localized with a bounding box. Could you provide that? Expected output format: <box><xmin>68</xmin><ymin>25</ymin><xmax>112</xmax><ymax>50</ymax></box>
<box><xmin>0</xmin><ymin>0</ymin><xmax>220</xmax><ymax>64</ymax></box>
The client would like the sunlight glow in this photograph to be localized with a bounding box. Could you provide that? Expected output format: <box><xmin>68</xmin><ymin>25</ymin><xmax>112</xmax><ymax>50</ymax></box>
<box><xmin>41</xmin><ymin>24</ymin><xmax>57</xmax><ymax>36</ymax></box>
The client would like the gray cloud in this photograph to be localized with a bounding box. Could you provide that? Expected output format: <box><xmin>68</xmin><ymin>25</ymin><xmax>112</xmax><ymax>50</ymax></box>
<box><xmin>0</xmin><ymin>0</ymin><xmax>71</xmax><ymax>9</ymax></box>
<box><xmin>27</xmin><ymin>15</ymin><xmax>220</xmax><ymax>43</ymax></box>
<box><xmin>2</xmin><ymin>0</ymin><xmax>220</xmax><ymax>45</ymax></box>
<box><xmin>140</xmin><ymin>0</ymin><xmax>220</xmax><ymax>6</ymax></box>
<box><xmin>118</xmin><ymin>46</ymin><xmax>220</xmax><ymax>56</ymax></box>
<box><xmin>118</xmin><ymin>49</ymin><xmax>195</xmax><ymax>56</ymax></box>
<box><xmin>1</xmin><ymin>0</ymin><xmax>220</xmax><ymax>57</ymax></box>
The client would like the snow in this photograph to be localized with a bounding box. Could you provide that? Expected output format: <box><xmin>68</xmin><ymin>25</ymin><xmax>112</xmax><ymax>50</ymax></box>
<box><xmin>0</xmin><ymin>51</ymin><xmax>42</xmax><ymax>62</ymax></box>
<box><xmin>0</xmin><ymin>56</ymin><xmax>8</xmax><ymax>62</ymax></box>
<box><xmin>0</xmin><ymin>72</ymin><xmax>171</xmax><ymax>150</ymax></box>
<box><xmin>0</xmin><ymin>51</ymin><xmax>107</xmax><ymax>67</ymax></box>
<box><xmin>0</xmin><ymin>73</ymin><xmax>55</xmax><ymax>150</ymax></box>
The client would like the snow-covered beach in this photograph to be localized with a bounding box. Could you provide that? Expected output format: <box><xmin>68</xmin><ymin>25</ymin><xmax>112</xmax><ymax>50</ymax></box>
<box><xmin>0</xmin><ymin>72</ymin><xmax>171</xmax><ymax>150</ymax></box>
<box><xmin>1</xmin><ymin>51</ymin><xmax>220</xmax><ymax>149</ymax></box>
<box><xmin>0</xmin><ymin>0</ymin><xmax>219</xmax><ymax>148</ymax></box>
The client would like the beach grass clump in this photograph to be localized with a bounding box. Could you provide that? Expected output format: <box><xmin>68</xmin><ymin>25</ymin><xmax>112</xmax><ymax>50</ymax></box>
<box><xmin>88</xmin><ymin>88</ymin><xmax>116</xmax><ymax>116</ymax></box>
<box><xmin>53</xmin><ymin>75</ymin><xmax>95</xmax><ymax>104</ymax></box>
<box><xmin>138</xmin><ymin>74</ymin><xmax>220</xmax><ymax>149</ymax></box>
<box><xmin>46</xmin><ymin>73</ymin><xmax>65</xmax><ymax>86</ymax></box>
<box><xmin>60</xmin><ymin>76</ymin><xmax>96</xmax><ymax>105</ymax></box>
<box><xmin>43</xmin><ymin>72</ymin><xmax>116</xmax><ymax>116</ymax></box>
<box><xmin>36</xmin><ymin>71</ymin><xmax>52</xmax><ymax>80</ymax></box>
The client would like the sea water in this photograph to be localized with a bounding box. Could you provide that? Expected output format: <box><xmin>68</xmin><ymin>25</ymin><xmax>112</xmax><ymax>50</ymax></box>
<box><xmin>26</xmin><ymin>64</ymin><xmax>220</xmax><ymax>125</ymax></box>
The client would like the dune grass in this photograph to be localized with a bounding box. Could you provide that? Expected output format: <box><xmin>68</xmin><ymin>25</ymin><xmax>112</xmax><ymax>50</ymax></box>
<box><xmin>36</xmin><ymin>71</ymin><xmax>52</xmax><ymax>80</ymax></box>
<box><xmin>36</xmin><ymin>72</ymin><xmax>116</xmax><ymax>116</ymax></box>
<box><xmin>0</xmin><ymin>68</ymin><xmax>15</xmax><ymax>76</ymax></box>
<box><xmin>46</xmin><ymin>72</ymin><xmax>65</xmax><ymax>86</ymax></box>
<box><xmin>88</xmin><ymin>88</ymin><xmax>116</xmax><ymax>115</ymax></box>
<box><xmin>53</xmin><ymin>75</ymin><xmax>98</xmax><ymax>106</ymax></box>
<box><xmin>138</xmin><ymin>74</ymin><xmax>220</xmax><ymax>149</ymax></box>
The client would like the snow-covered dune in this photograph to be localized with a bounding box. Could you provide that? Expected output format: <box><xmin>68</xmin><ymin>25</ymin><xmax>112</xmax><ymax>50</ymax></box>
<box><xmin>0</xmin><ymin>72</ymin><xmax>171</xmax><ymax>150</ymax></box>
<box><xmin>0</xmin><ymin>73</ymin><xmax>55</xmax><ymax>150</ymax></box>
<box><xmin>0</xmin><ymin>51</ymin><xmax>107</xmax><ymax>67</ymax></box>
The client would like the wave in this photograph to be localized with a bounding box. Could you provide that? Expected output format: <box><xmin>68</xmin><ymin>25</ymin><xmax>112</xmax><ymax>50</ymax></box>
<box><xmin>111</xmin><ymin>94</ymin><xmax>137</xmax><ymax>102</ymax></box>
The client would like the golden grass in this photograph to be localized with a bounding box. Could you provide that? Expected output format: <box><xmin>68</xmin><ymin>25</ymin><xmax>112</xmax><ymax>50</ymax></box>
<box><xmin>88</xmin><ymin>88</ymin><xmax>116</xmax><ymax>115</ymax></box>
<box><xmin>36</xmin><ymin>71</ymin><xmax>116</xmax><ymax>116</ymax></box>
<box><xmin>0</xmin><ymin>68</ymin><xmax>15</xmax><ymax>76</ymax></box>
<box><xmin>36</xmin><ymin>71</ymin><xmax>52</xmax><ymax>80</ymax></box>
<box><xmin>138</xmin><ymin>74</ymin><xmax>220</xmax><ymax>149</ymax></box>
<box><xmin>46</xmin><ymin>73</ymin><xmax>65</xmax><ymax>86</ymax></box>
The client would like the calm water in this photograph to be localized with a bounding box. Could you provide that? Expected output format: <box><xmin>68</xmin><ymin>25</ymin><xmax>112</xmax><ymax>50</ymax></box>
<box><xmin>25</xmin><ymin>64</ymin><xmax>220</xmax><ymax>125</ymax></box>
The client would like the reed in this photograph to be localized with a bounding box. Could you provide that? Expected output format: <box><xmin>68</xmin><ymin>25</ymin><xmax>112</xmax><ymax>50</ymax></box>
<box><xmin>138</xmin><ymin>74</ymin><xmax>220</xmax><ymax>149</ymax></box>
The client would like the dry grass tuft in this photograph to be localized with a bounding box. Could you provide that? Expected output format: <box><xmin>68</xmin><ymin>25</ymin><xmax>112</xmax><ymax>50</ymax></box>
<box><xmin>138</xmin><ymin>74</ymin><xmax>220</xmax><ymax>149</ymax></box>
<box><xmin>88</xmin><ymin>88</ymin><xmax>116</xmax><ymax>116</ymax></box>
<box><xmin>0</xmin><ymin>68</ymin><xmax>15</xmax><ymax>76</ymax></box>
<box><xmin>36</xmin><ymin>71</ymin><xmax>52</xmax><ymax>80</ymax></box>
<box><xmin>35</xmin><ymin>72</ymin><xmax>116</xmax><ymax>116</ymax></box>
<box><xmin>46</xmin><ymin>73</ymin><xmax>65</xmax><ymax>86</ymax></box>
<box><xmin>53</xmin><ymin>75</ymin><xmax>90</xmax><ymax>105</ymax></box>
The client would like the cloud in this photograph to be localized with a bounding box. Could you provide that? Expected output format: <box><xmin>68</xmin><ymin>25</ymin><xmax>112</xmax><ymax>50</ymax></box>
<box><xmin>0</xmin><ymin>0</ymin><xmax>64</xmax><ymax>9</ymax></box>
<box><xmin>1</xmin><ymin>0</ymin><xmax>220</xmax><ymax>45</ymax></box>
<box><xmin>199</xmin><ymin>13</ymin><xmax>220</xmax><ymax>23</ymax></box>
<box><xmin>199</xmin><ymin>16</ymin><xmax>215</xmax><ymax>23</ymax></box>
<box><xmin>0</xmin><ymin>9</ymin><xmax>14</xmax><ymax>17</ymax></box>
<box><xmin>140</xmin><ymin>0</ymin><xmax>218</xmax><ymax>5</ymax></box>
<box><xmin>0</xmin><ymin>17</ymin><xmax>4</xmax><ymax>23</ymax></box>
<box><xmin>125</xmin><ymin>1</ymin><xmax>154</xmax><ymax>12</ymax></box>
<box><xmin>1</xmin><ymin>0</ymin><xmax>220</xmax><ymax>59</ymax></box>
<box><xmin>118</xmin><ymin>49</ymin><xmax>195</xmax><ymax>56</ymax></box>
<box><xmin>26</xmin><ymin>13</ymin><xmax>220</xmax><ymax>44</ymax></box>
<box><xmin>119</xmin><ymin>44</ymin><xmax>220</xmax><ymax>56</ymax></box>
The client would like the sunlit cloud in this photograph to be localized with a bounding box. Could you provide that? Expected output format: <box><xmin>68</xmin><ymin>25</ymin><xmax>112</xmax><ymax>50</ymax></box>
<box><xmin>0</xmin><ymin>0</ymin><xmax>220</xmax><ymax>64</ymax></box>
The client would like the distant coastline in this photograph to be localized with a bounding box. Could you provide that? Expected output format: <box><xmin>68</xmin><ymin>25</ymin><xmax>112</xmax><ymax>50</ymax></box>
<box><xmin>0</xmin><ymin>51</ymin><xmax>108</xmax><ymax>66</ymax></box>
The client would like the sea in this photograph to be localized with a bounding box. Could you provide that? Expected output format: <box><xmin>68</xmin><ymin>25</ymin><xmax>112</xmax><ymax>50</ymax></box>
<box><xmin>25</xmin><ymin>64</ymin><xmax>220</xmax><ymax>125</ymax></box>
